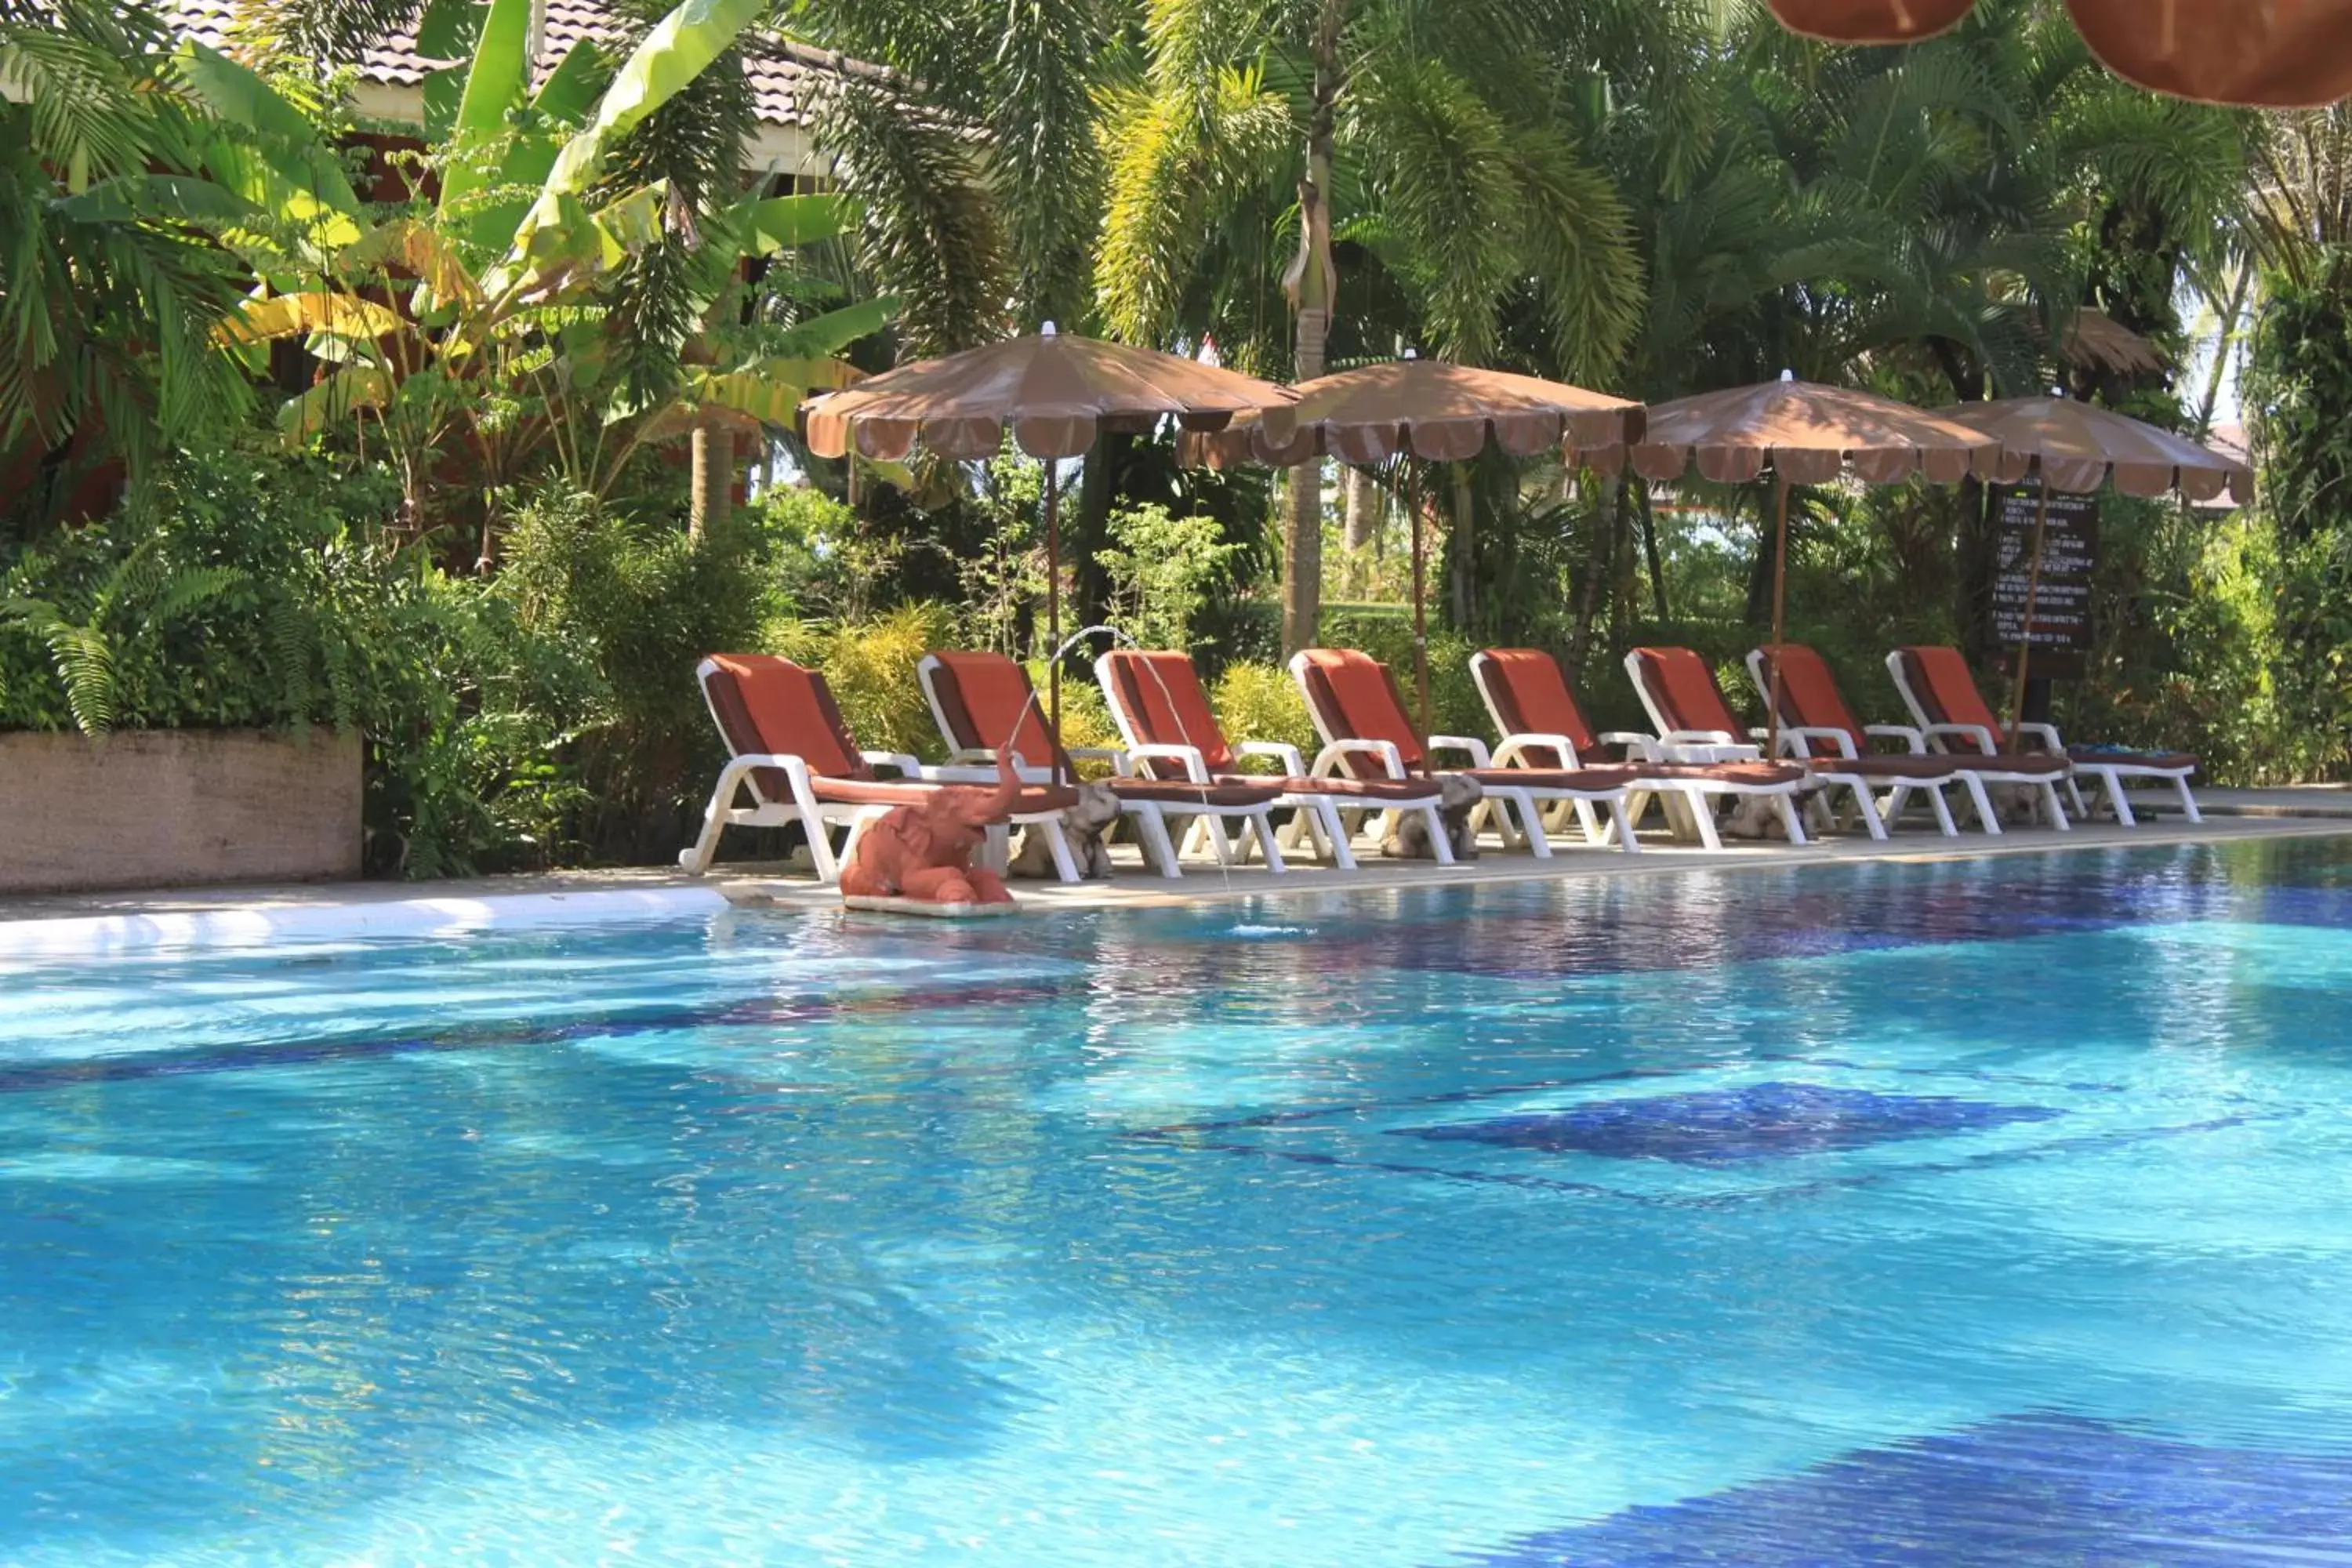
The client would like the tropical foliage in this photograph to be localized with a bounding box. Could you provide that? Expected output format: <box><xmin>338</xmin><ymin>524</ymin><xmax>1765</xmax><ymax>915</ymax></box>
<box><xmin>3</xmin><ymin>0</ymin><xmax>2347</xmax><ymax>880</ymax></box>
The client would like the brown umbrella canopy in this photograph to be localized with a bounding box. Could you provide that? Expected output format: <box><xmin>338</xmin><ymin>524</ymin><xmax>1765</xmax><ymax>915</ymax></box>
<box><xmin>801</xmin><ymin>329</ymin><xmax>1297</xmax><ymax>462</ymax></box>
<box><xmin>1949</xmin><ymin>396</ymin><xmax>2254</xmax><ymax>503</ymax></box>
<box><xmin>1768</xmin><ymin>0</ymin><xmax>2352</xmax><ymax>107</ymax></box>
<box><xmin>1632</xmin><ymin>379</ymin><xmax>1998</xmax><ymax>759</ymax></box>
<box><xmin>1183</xmin><ymin>360</ymin><xmax>1646</xmax><ymax>469</ymax></box>
<box><xmin>1631</xmin><ymin>379</ymin><xmax>2002</xmax><ymax>486</ymax></box>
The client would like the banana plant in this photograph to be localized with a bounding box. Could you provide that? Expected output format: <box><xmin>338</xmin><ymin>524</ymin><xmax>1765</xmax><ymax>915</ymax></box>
<box><xmin>172</xmin><ymin>0</ymin><xmax>891</xmax><ymax>555</ymax></box>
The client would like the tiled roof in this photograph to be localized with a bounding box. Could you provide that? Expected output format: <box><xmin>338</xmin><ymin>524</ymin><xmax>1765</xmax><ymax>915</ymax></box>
<box><xmin>161</xmin><ymin>0</ymin><xmax>862</xmax><ymax>129</ymax></box>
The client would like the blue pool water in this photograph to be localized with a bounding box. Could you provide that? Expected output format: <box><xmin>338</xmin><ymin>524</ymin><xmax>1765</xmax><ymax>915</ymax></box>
<box><xmin>6</xmin><ymin>837</ymin><xmax>2352</xmax><ymax>1565</ymax></box>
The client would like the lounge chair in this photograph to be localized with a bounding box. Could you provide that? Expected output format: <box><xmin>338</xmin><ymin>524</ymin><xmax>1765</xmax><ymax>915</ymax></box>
<box><xmin>1886</xmin><ymin>645</ymin><xmax>2200</xmax><ymax>826</ymax></box>
<box><xmin>1469</xmin><ymin>647</ymin><xmax>1813</xmax><ymax>849</ymax></box>
<box><xmin>1094</xmin><ymin>648</ymin><xmax>1455</xmax><ymax>869</ymax></box>
<box><xmin>1747</xmin><ymin>643</ymin><xmax>2073</xmax><ymax>834</ymax></box>
<box><xmin>682</xmin><ymin>653</ymin><xmax>1082</xmax><ymax>881</ymax></box>
<box><xmin>916</xmin><ymin>649</ymin><xmax>1297</xmax><ymax>878</ymax></box>
<box><xmin>1289</xmin><ymin>648</ymin><xmax>1641</xmax><ymax>856</ymax></box>
<box><xmin>1624</xmin><ymin>645</ymin><xmax>1968</xmax><ymax>841</ymax></box>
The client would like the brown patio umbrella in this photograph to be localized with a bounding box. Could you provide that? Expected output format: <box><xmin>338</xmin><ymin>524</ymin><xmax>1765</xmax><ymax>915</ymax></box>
<box><xmin>800</xmin><ymin>328</ymin><xmax>1297</xmax><ymax>779</ymax></box>
<box><xmin>1948</xmin><ymin>395</ymin><xmax>2253</xmax><ymax>745</ymax></box>
<box><xmin>1629</xmin><ymin>378</ymin><xmax>2002</xmax><ymax>757</ymax></box>
<box><xmin>1769</xmin><ymin>0</ymin><xmax>2352</xmax><ymax>107</ymax></box>
<box><xmin>1182</xmin><ymin>358</ymin><xmax>1648</xmax><ymax>729</ymax></box>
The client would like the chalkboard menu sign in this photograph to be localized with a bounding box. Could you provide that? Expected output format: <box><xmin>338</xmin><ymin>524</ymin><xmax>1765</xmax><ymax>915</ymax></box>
<box><xmin>1990</xmin><ymin>482</ymin><xmax>2097</xmax><ymax>679</ymax></box>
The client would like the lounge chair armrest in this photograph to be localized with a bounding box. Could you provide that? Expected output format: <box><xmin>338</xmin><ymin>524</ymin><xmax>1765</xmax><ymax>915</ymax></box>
<box><xmin>1236</xmin><ymin>740</ymin><xmax>1307</xmax><ymax>777</ymax></box>
<box><xmin>1922</xmin><ymin>722</ymin><xmax>1997</xmax><ymax>756</ymax></box>
<box><xmin>2014</xmin><ymin>721</ymin><xmax>2063</xmax><ymax>752</ymax></box>
<box><xmin>860</xmin><ymin>750</ymin><xmax>924</xmax><ymax>779</ymax></box>
<box><xmin>1425</xmin><ymin>735</ymin><xmax>1494</xmax><ymax>768</ymax></box>
<box><xmin>1310</xmin><ymin>739</ymin><xmax>1408</xmax><ymax>780</ymax></box>
<box><xmin>1662</xmin><ymin>739</ymin><xmax>1762</xmax><ymax>764</ymax></box>
<box><xmin>1864</xmin><ymin>724</ymin><xmax>1927</xmax><ymax>753</ymax></box>
<box><xmin>921</xmin><ymin>759</ymin><xmax>1053</xmax><ymax>785</ymax></box>
<box><xmin>1124</xmin><ymin>742</ymin><xmax>1212</xmax><ymax>783</ymax></box>
<box><xmin>1780</xmin><ymin>724</ymin><xmax>1858</xmax><ymax>760</ymax></box>
<box><xmin>1067</xmin><ymin>745</ymin><xmax>1127</xmax><ymax>764</ymax></box>
<box><xmin>1661</xmin><ymin>728</ymin><xmax>1739</xmax><ymax>748</ymax></box>
<box><xmin>1596</xmin><ymin>731</ymin><xmax>1661</xmax><ymax>760</ymax></box>
<box><xmin>1493</xmin><ymin>732</ymin><xmax>1583</xmax><ymax>769</ymax></box>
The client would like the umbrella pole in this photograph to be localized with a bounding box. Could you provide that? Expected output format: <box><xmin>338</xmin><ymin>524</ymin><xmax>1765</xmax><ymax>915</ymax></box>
<box><xmin>1410</xmin><ymin>463</ymin><xmax>1432</xmax><ymax>735</ymax></box>
<box><xmin>1766</xmin><ymin>472</ymin><xmax>1790</xmax><ymax>760</ymax></box>
<box><xmin>1045</xmin><ymin>461</ymin><xmax>1062</xmax><ymax>786</ymax></box>
<box><xmin>2006</xmin><ymin>475</ymin><xmax>2051</xmax><ymax>754</ymax></box>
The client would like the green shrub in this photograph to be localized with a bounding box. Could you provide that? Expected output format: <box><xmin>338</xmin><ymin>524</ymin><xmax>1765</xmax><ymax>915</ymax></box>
<box><xmin>1096</xmin><ymin>503</ymin><xmax>1243</xmax><ymax>653</ymax></box>
<box><xmin>1211</xmin><ymin>660</ymin><xmax>1316</xmax><ymax>770</ymax></box>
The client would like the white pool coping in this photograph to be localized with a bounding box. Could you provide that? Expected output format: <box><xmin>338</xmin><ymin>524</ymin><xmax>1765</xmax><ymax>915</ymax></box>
<box><xmin>0</xmin><ymin>885</ymin><xmax>731</xmax><ymax>960</ymax></box>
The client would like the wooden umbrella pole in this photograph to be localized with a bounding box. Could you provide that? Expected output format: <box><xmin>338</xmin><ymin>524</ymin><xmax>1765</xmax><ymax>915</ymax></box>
<box><xmin>1766</xmin><ymin>471</ymin><xmax>1791</xmax><ymax>760</ymax></box>
<box><xmin>1410</xmin><ymin>462</ymin><xmax>1432</xmax><ymax>735</ymax></box>
<box><xmin>1045</xmin><ymin>461</ymin><xmax>1063</xmax><ymax>786</ymax></box>
<box><xmin>2006</xmin><ymin>472</ymin><xmax>2052</xmax><ymax>753</ymax></box>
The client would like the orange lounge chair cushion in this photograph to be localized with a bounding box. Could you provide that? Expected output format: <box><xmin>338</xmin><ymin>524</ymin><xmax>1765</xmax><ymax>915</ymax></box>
<box><xmin>1297</xmin><ymin>648</ymin><xmax>1427</xmax><ymax>775</ymax></box>
<box><xmin>1628</xmin><ymin>647</ymin><xmax>1747</xmax><ymax>737</ymax></box>
<box><xmin>1476</xmin><ymin>648</ymin><xmax>1602</xmax><ymax>766</ymax></box>
<box><xmin>1100</xmin><ymin>651</ymin><xmax>1240</xmax><ymax>777</ymax></box>
<box><xmin>702</xmin><ymin>654</ymin><xmax>876</xmax><ymax>800</ymax></box>
<box><xmin>1802</xmin><ymin>754</ymin><xmax>1960</xmax><ymax>782</ymax></box>
<box><xmin>928</xmin><ymin>650</ymin><xmax>1076</xmax><ymax>777</ymax></box>
<box><xmin>1893</xmin><ymin>646</ymin><xmax>2009</xmax><ymax>739</ymax></box>
<box><xmin>810</xmin><ymin>775</ymin><xmax>1080</xmax><ymax>813</ymax></box>
<box><xmin>1103</xmin><ymin>777</ymin><xmax>1282</xmax><ymax>808</ymax></box>
<box><xmin>1755</xmin><ymin>643</ymin><xmax>1871</xmax><ymax>756</ymax></box>
<box><xmin>1244</xmin><ymin>774</ymin><xmax>1443</xmax><ymax>804</ymax></box>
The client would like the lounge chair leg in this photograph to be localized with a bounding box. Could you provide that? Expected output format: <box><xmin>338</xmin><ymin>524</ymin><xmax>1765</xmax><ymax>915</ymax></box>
<box><xmin>2066</xmin><ymin>775</ymin><xmax>2091</xmax><ymax>820</ymax></box>
<box><xmin>1253</xmin><ymin>811</ymin><xmax>1288</xmax><ymax>873</ymax></box>
<box><xmin>2044</xmin><ymin>781</ymin><xmax>2072</xmax><ymax>830</ymax></box>
<box><xmin>1573</xmin><ymin>800</ymin><xmax>1602</xmax><ymax>842</ymax></box>
<box><xmin>1608</xmin><ymin>796</ymin><xmax>1639</xmax><ymax>854</ymax></box>
<box><xmin>1516</xmin><ymin>794</ymin><xmax>1552</xmax><ymax>858</ymax></box>
<box><xmin>1856</xmin><ymin>782</ymin><xmax>1889</xmax><ymax>840</ymax></box>
<box><xmin>1776</xmin><ymin>793</ymin><xmax>1810</xmax><ymax>846</ymax></box>
<box><xmin>2104</xmin><ymin>771</ymin><xmax>2136</xmax><ymax>827</ymax></box>
<box><xmin>679</xmin><ymin>778</ymin><xmax>735</xmax><ymax>875</ymax></box>
<box><xmin>1421</xmin><ymin>804</ymin><xmax>1457</xmax><ymax>865</ymax></box>
<box><xmin>1034</xmin><ymin>818</ymin><xmax>1079</xmax><ymax>883</ymax></box>
<box><xmin>1927</xmin><ymin>786</ymin><xmax>1958</xmax><ymax>837</ymax></box>
<box><xmin>1130</xmin><ymin>808</ymin><xmax>1181</xmax><ymax>879</ymax></box>
<box><xmin>1686</xmin><ymin>789</ymin><xmax>1725</xmax><ymax>851</ymax></box>
<box><xmin>2176</xmin><ymin>775</ymin><xmax>2203</xmax><ymax>823</ymax></box>
<box><xmin>1314</xmin><ymin>800</ymin><xmax>1357</xmax><ymax>869</ymax></box>
<box><xmin>1963</xmin><ymin>775</ymin><xmax>2002</xmax><ymax>835</ymax></box>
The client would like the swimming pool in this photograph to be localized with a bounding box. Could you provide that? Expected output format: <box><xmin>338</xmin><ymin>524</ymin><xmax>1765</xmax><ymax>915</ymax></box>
<box><xmin>6</xmin><ymin>837</ymin><xmax>2352</xmax><ymax>1565</ymax></box>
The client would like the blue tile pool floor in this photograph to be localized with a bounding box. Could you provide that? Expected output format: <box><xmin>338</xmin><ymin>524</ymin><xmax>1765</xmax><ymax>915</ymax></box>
<box><xmin>5</xmin><ymin>837</ymin><xmax>2352</xmax><ymax>1563</ymax></box>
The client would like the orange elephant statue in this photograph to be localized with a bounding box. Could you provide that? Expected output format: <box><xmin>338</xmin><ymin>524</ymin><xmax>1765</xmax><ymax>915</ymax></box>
<box><xmin>838</xmin><ymin>755</ymin><xmax>1026</xmax><ymax>913</ymax></box>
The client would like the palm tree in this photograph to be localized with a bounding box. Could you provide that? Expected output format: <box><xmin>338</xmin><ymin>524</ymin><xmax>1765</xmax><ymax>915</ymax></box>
<box><xmin>1096</xmin><ymin>0</ymin><xmax>1664</xmax><ymax>653</ymax></box>
<box><xmin>0</xmin><ymin>0</ymin><xmax>252</xmax><ymax>495</ymax></box>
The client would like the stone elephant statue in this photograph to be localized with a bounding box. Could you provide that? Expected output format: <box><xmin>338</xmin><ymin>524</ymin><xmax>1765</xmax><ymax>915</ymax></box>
<box><xmin>838</xmin><ymin>754</ymin><xmax>1027</xmax><ymax>908</ymax></box>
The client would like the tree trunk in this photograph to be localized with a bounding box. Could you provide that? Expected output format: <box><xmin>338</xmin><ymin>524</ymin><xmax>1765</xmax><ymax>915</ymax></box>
<box><xmin>1343</xmin><ymin>465</ymin><xmax>1379</xmax><ymax>550</ymax></box>
<box><xmin>1636</xmin><ymin>481</ymin><xmax>1668</xmax><ymax>620</ymax></box>
<box><xmin>1280</xmin><ymin>0</ymin><xmax>1345</xmax><ymax>655</ymax></box>
<box><xmin>1446</xmin><ymin>463</ymin><xmax>1475</xmax><ymax>630</ymax></box>
<box><xmin>2194</xmin><ymin>264</ymin><xmax>2252</xmax><ymax>440</ymax></box>
<box><xmin>1073</xmin><ymin>430</ymin><xmax>1128</xmax><ymax>632</ymax></box>
<box><xmin>690</xmin><ymin>427</ymin><xmax>732</xmax><ymax>539</ymax></box>
<box><xmin>1566</xmin><ymin>474</ymin><xmax>1620</xmax><ymax>681</ymax></box>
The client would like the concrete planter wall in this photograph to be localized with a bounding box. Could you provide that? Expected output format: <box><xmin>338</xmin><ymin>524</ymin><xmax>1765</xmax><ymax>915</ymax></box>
<box><xmin>0</xmin><ymin>729</ymin><xmax>363</xmax><ymax>895</ymax></box>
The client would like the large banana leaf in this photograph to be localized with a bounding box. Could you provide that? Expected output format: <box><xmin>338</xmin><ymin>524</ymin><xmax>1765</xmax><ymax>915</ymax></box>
<box><xmin>176</xmin><ymin>45</ymin><xmax>363</xmax><ymax>222</ymax></box>
<box><xmin>507</xmin><ymin>0</ymin><xmax>764</xmax><ymax>255</ymax></box>
<box><xmin>740</xmin><ymin>193</ymin><xmax>858</xmax><ymax>256</ymax></box>
<box><xmin>339</xmin><ymin>220</ymin><xmax>485</xmax><ymax>310</ymax></box>
<box><xmin>688</xmin><ymin>358</ymin><xmax>863</xmax><ymax>424</ymax></box>
<box><xmin>533</xmin><ymin>40</ymin><xmax>608</xmax><ymax>126</ymax></box>
<box><xmin>437</xmin><ymin>0</ymin><xmax>535</xmax><ymax>220</ymax></box>
<box><xmin>278</xmin><ymin>365</ymin><xmax>396</xmax><ymax>446</ymax></box>
<box><xmin>769</xmin><ymin>298</ymin><xmax>898</xmax><ymax>358</ymax></box>
<box><xmin>217</xmin><ymin>292</ymin><xmax>403</xmax><ymax>344</ymax></box>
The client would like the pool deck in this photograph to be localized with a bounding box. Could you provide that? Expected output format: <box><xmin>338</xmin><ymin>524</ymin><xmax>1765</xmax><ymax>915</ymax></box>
<box><xmin>2</xmin><ymin>786</ymin><xmax>2348</xmax><ymax>953</ymax></box>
